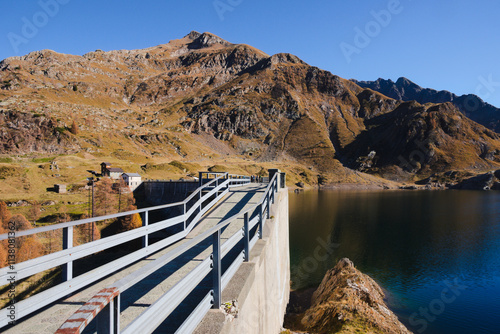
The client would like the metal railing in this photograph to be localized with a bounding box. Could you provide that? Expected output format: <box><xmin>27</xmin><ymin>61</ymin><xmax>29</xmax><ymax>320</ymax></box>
<box><xmin>0</xmin><ymin>172</ymin><xmax>250</xmax><ymax>329</ymax></box>
<box><xmin>56</xmin><ymin>173</ymin><xmax>280</xmax><ymax>334</ymax></box>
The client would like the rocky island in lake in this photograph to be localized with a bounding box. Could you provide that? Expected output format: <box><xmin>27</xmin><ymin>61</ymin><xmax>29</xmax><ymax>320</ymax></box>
<box><xmin>284</xmin><ymin>258</ymin><xmax>412</xmax><ymax>334</ymax></box>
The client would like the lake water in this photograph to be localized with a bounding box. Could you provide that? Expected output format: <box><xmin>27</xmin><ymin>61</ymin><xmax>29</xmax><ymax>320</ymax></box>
<box><xmin>289</xmin><ymin>190</ymin><xmax>500</xmax><ymax>334</ymax></box>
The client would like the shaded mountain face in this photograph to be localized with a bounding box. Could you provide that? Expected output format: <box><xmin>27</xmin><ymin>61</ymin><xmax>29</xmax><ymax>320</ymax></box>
<box><xmin>340</xmin><ymin>101</ymin><xmax>500</xmax><ymax>177</ymax></box>
<box><xmin>352</xmin><ymin>77</ymin><xmax>500</xmax><ymax>132</ymax></box>
<box><xmin>1</xmin><ymin>31</ymin><xmax>500</xmax><ymax>179</ymax></box>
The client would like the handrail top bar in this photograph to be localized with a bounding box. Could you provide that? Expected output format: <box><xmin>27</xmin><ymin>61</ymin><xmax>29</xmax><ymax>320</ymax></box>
<box><xmin>0</xmin><ymin>174</ymin><xmax>249</xmax><ymax>241</ymax></box>
<box><xmin>199</xmin><ymin>172</ymin><xmax>228</xmax><ymax>175</ymax></box>
<box><xmin>199</xmin><ymin>172</ymin><xmax>249</xmax><ymax>177</ymax></box>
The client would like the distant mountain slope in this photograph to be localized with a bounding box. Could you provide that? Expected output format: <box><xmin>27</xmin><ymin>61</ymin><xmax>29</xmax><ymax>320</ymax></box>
<box><xmin>352</xmin><ymin>77</ymin><xmax>500</xmax><ymax>132</ymax></box>
<box><xmin>1</xmin><ymin>31</ymin><xmax>500</xmax><ymax>181</ymax></box>
<box><xmin>340</xmin><ymin>101</ymin><xmax>500</xmax><ymax>177</ymax></box>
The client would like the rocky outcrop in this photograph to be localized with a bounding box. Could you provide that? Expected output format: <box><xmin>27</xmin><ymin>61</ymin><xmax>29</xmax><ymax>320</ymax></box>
<box><xmin>0</xmin><ymin>110</ymin><xmax>77</xmax><ymax>154</ymax></box>
<box><xmin>297</xmin><ymin>258</ymin><xmax>412</xmax><ymax>334</ymax></box>
<box><xmin>417</xmin><ymin>169</ymin><xmax>500</xmax><ymax>190</ymax></box>
<box><xmin>453</xmin><ymin>172</ymin><xmax>496</xmax><ymax>190</ymax></box>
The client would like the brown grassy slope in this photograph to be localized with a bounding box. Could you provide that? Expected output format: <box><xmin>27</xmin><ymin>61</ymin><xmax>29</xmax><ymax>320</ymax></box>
<box><xmin>1</xmin><ymin>31</ymin><xmax>499</xmax><ymax>191</ymax></box>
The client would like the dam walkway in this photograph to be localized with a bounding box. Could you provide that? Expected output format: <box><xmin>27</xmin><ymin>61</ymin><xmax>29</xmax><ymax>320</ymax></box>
<box><xmin>0</xmin><ymin>171</ymin><xmax>286</xmax><ymax>333</ymax></box>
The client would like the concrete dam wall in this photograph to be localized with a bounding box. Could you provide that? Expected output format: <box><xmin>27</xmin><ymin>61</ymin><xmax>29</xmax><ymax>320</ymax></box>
<box><xmin>140</xmin><ymin>180</ymin><xmax>199</xmax><ymax>206</ymax></box>
<box><xmin>195</xmin><ymin>188</ymin><xmax>290</xmax><ymax>333</ymax></box>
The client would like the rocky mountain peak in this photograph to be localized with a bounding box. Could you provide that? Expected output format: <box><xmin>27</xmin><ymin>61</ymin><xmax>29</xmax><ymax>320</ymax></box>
<box><xmin>188</xmin><ymin>32</ymin><xmax>232</xmax><ymax>49</ymax></box>
<box><xmin>185</xmin><ymin>30</ymin><xmax>202</xmax><ymax>40</ymax></box>
<box><xmin>395</xmin><ymin>76</ymin><xmax>414</xmax><ymax>87</ymax></box>
<box><xmin>269</xmin><ymin>53</ymin><xmax>306</xmax><ymax>65</ymax></box>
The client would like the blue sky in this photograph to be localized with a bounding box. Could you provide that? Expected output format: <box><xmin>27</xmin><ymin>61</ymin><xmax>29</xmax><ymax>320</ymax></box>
<box><xmin>1</xmin><ymin>0</ymin><xmax>500</xmax><ymax>107</ymax></box>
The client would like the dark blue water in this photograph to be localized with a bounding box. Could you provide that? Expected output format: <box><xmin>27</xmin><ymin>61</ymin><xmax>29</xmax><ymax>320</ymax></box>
<box><xmin>289</xmin><ymin>190</ymin><xmax>500</xmax><ymax>334</ymax></box>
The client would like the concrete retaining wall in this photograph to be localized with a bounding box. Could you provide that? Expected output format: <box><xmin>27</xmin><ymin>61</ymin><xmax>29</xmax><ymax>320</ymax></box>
<box><xmin>195</xmin><ymin>188</ymin><xmax>290</xmax><ymax>334</ymax></box>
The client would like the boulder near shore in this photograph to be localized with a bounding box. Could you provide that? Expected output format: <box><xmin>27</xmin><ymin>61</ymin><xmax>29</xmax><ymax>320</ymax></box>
<box><xmin>284</xmin><ymin>258</ymin><xmax>412</xmax><ymax>334</ymax></box>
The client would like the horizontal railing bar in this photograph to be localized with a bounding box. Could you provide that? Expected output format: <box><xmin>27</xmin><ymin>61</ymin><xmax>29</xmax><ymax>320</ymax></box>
<box><xmin>200</xmin><ymin>183</ymin><xmax>224</xmax><ymax>202</ymax></box>
<box><xmin>175</xmin><ymin>291</ymin><xmax>213</xmax><ymax>334</ymax></box>
<box><xmin>0</xmin><ymin>214</ymin><xmax>185</xmax><ymax>284</ymax></box>
<box><xmin>249</xmin><ymin>215</ymin><xmax>259</xmax><ymax>230</ymax></box>
<box><xmin>221</xmin><ymin>230</ymin><xmax>244</xmax><ymax>258</ymax></box>
<box><xmin>0</xmin><ymin>177</ymin><xmax>232</xmax><ymax>241</ymax></box>
<box><xmin>0</xmin><ymin>202</ymin><xmax>184</xmax><ymax>241</ymax></box>
<box><xmin>185</xmin><ymin>200</ymin><xmax>199</xmax><ymax>218</ymax></box>
<box><xmin>200</xmin><ymin>189</ymin><xmax>228</xmax><ymax>216</ymax></box>
<box><xmin>122</xmin><ymin>257</ymin><xmax>212</xmax><ymax>334</ymax></box>
<box><xmin>0</xmin><ymin>227</ymin><xmax>190</xmax><ymax>328</ymax></box>
<box><xmin>183</xmin><ymin>177</ymin><xmax>225</xmax><ymax>203</ymax></box>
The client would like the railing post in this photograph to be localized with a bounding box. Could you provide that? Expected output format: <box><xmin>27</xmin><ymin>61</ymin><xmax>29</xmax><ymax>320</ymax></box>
<box><xmin>62</xmin><ymin>226</ymin><xmax>73</xmax><ymax>282</ymax></box>
<box><xmin>199</xmin><ymin>188</ymin><xmax>202</xmax><ymax>214</ymax></box>
<box><xmin>97</xmin><ymin>294</ymin><xmax>120</xmax><ymax>334</ymax></box>
<box><xmin>215</xmin><ymin>177</ymin><xmax>219</xmax><ymax>197</ymax></box>
<box><xmin>266</xmin><ymin>193</ymin><xmax>270</xmax><ymax>219</ymax></box>
<box><xmin>212</xmin><ymin>229</ymin><xmax>221</xmax><ymax>309</ymax></box>
<box><xmin>258</xmin><ymin>203</ymin><xmax>263</xmax><ymax>239</ymax></box>
<box><xmin>198</xmin><ymin>172</ymin><xmax>203</xmax><ymax>187</ymax></box>
<box><xmin>271</xmin><ymin>182</ymin><xmax>275</xmax><ymax>204</ymax></box>
<box><xmin>183</xmin><ymin>202</ymin><xmax>187</xmax><ymax>230</ymax></box>
<box><xmin>244</xmin><ymin>212</ymin><xmax>249</xmax><ymax>261</ymax></box>
<box><xmin>142</xmin><ymin>211</ymin><xmax>149</xmax><ymax>248</ymax></box>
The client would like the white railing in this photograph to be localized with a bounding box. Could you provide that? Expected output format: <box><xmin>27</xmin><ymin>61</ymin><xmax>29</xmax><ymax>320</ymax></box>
<box><xmin>0</xmin><ymin>172</ymin><xmax>251</xmax><ymax>329</ymax></box>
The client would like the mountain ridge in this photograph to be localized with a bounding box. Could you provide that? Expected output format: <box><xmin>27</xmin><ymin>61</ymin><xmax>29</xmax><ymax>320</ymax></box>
<box><xmin>351</xmin><ymin>77</ymin><xmax>500</xmax><ymax>132</ymax></box>
<box><xmin>1</xmin><ymin>31</ymin><xmax>500</xmax><ymax>188</ymax></box>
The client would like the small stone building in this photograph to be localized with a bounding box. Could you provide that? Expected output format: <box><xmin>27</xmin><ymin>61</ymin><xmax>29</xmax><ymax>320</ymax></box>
<box><xmin>107</xmin><ymin>168</ymin><xmax>124</xmax><ymax>179</ymax></box>
<box><xmin>100</xmin><ymin>162</ymin><xmax>124</xmax><ymax>179</ymax></box>
<box><xmin>100</xmin><ymin>162</ymin><xmax>111</xmax><ymax>176</ymax></box>
<box><xmin>54</xmin><ymin>184</ymin><xmax>66</xmax><ymax>194</ymax></box>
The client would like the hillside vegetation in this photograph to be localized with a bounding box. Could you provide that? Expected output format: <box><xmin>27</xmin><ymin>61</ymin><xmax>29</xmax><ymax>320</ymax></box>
<box><xmin>1</xmin><ymin>31</ymin><xmax>499</xmax><ymax>207</ymax></box>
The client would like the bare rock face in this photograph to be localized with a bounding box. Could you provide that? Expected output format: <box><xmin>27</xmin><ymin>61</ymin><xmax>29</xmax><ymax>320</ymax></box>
<box><xmin>0</xmin><ymin>110</ymin><xmax>77</xmax><ymax>154</ymax></box>
<box><xmin>300</xmin><ymin>258</ymin><xmax>412</xmax><ymax>334</ymax></box>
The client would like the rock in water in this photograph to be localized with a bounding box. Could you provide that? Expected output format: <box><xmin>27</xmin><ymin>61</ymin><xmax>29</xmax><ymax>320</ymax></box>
<box><xmin>300</xmin><ymin>258</ymin><xmax>412</xmax><ymax>334</ymax></box>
